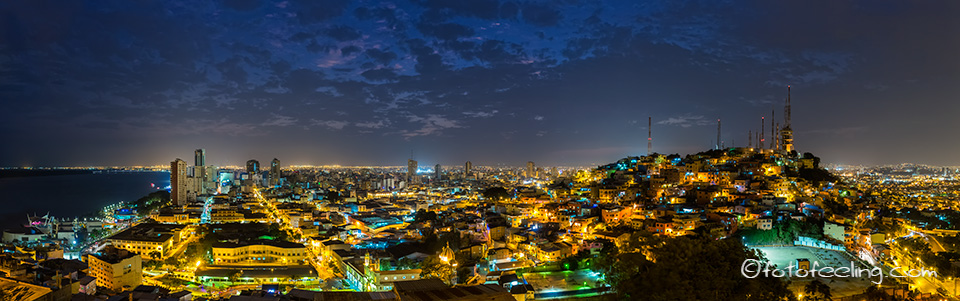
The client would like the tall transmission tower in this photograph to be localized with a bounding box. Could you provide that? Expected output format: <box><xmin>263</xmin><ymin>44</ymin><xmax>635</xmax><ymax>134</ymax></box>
<box><xmin>647</xmin><ymin>117</ymin><xmax>652</xmax><ymax>156</ymax></box>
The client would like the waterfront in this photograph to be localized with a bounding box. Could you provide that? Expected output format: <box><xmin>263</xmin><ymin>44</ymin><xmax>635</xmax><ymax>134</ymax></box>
<box><xmin>0</xmin><ymin>171</ymin><xmax>169</xmax><ymax>229</ymax></box>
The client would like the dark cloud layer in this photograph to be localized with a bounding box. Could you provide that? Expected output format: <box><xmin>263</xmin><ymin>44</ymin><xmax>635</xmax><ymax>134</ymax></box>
<box><xmin>1</xmin><ymin>0</ymin><xmax>958</xmax><ymax>167</ymax></box>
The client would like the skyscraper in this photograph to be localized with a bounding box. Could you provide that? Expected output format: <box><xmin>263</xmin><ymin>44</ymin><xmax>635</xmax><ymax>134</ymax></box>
<box><xmin>464</xmin><ymin>161</ymin><xmax>472</xmax><ymax>178</ymax></box>
<box><xmin>407</xmin><ymin>159</ymin><xmax>418</xmax><ymax>183</ymax></box>
<box><xmin>171</xmin><ymin>158</ymin><xmax>188</xmax><ymax>206</ymax></box>
<box><xmin>194</xmin><ymin>149</ymin><xmax>205</xmax><ymax>166</ymax></box>
<box><xmin>194</xmin><ymin>149</ymin><xmax>207</xmax><ymax>192</ymax></box>
<box><xmin>246</xmin><ymin>159</ymin><xmax>260</xmax><ymax>174</ymax></box>
<box><xmin>526</xmin><ymin>161</ymin><xmax>535</xmax><ymax>178</ymax></box>
<box><xmin>270</xmin><ymin>158</ymin><xmax>281</xmax><ymax>186</ymax></box>
<box><xmin>434</xmin><ymin>164</ymin><xmax>441</xmax><ymax>181</ymax></box>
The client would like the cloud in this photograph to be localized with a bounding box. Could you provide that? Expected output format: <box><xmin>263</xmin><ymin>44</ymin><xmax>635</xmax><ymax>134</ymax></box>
<box><xmin>315</xmin><ymin>49</ymin><xmax>359</xmax><ymax>68</ymax></box>
<box><xmin>262</xmin><ymin>114</ymin><xmax>298</xmax><ymax>127</ymax></box>
<box><xmin>417</xmin><ymin>22</ymin><xmax>475</xmax><ymax>41</ymax></box>
<box><xmin>533</xmin><ymin>115</ymin><xmax>544</xmax><ymax>121</ymax></box>
<box><xmin>521</xmin><ymin>3</ymin><xmax>562</xmax><ymax>27</ymax></box>
<box><xmin>174</xmin><ymin>119</ymin><xmax>265</xmax><ymax>136</ymax></box>
<box><xmin>364</xmin><ymin>48</ymin><xmax>398</xmax><ymax>64</ymax></box>
<box><xmin>361</xmin><ymin>68</ymin><xmax>398</xmax><ymax>82</ymax></box>
<box><xmin>418</xmin><ymin>0</ymin><xmax>500</xmax><ymax>20</ymax></box>
<box><xmin>340</xmin><ymin>45</ymin><xmax>362</xmax><ymax>56</ymax></box>
<box><xmin>310</xmin><ymin>119</ymin><xmax>349</xmax><ymax>130</ymax></box>
<box><xmin>284</xmin><ymin>69</ymin><xmax>326</xmax><ymax>94</ymax></box>
<box><xmin>222</xmin><ymin>0</ymin><xmax>260</xmax><ymax>11</ymax></box>
<box><xmin>295</xmin><ymin>0</ymin><xmax>351</xmax><ymax>24</ymax></box>
<box><xmin>744</xmin><ymin>96</ymin><xmax>776</xmax><ymax>107</ymax></box>
<box><xmin>401</xmin><ymin>114</ymin><xmax>461</xmax><ymax>138</ymax></box>
<box><xmin>325</xmin><ymin>25</ymin><xmax>361</xmax><ymax>41</ymax></box>
<box><xmin>355</xmin><ymin>120</ymin><xmax>389</xmax><ymax>129</ymax></box>
<box><xmin>463</xmin><ymin>110</ymin><xmax>498</xmax><ymax>118</ymax></box>
<box><xmin>657</xmin><ymin>114</ymin><xmax>712</xmax><ymax>128</ymax></box>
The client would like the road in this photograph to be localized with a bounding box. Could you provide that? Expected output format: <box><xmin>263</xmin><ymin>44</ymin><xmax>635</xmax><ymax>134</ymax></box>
<box><xmin>79</xmin><ymin>222</ymin><xmax>133</xmax><ymax>257</ymax></box>
<box><xmin>923</xmin><ymin>233</ymin><xmax>947</xmax><ymax>253</ymax></box>
<box><xmin>888</xmin><ymin>230</ymin><xmax>959</xmax><ymax>298</ymax></box>
<box><xmin>252</xmin><ymin>187</ymin><xmax>333</xmax><ymax>282</ymax></box>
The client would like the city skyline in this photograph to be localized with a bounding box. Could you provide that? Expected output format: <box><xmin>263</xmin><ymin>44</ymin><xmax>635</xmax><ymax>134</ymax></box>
<box><xmin>2</xmin><ymin>1</ymin><xmax>959</xmax><ymax>167</ymax></box>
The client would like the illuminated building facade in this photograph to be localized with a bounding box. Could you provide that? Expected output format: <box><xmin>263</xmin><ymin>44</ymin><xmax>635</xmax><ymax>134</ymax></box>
<box><xmin>85</xmin><ymin>248</ymin><xmax>142</xmax><ymax>292</ymax></box>
<box><xmin>107</xmin><ymin>224</ymin><xmax>187</xmax><ymax>259</ymax></box>
<box><xmin>270</xmin><ymin>158</ymin><xmax>281</xmax><ymax>186</ymax></box>
<box><xmin>407</xmin><ymin>159</ymin><xmax>417</xmax><ymax>183</ymax></box>
<box><xmin>212</xmin><ymin>240</ymin><xmax>307</xmax><ymax>266</ymax></box>
<box><xmin>246</xmin><ymin>159</ymin><xmax>260</xmax><ymax>174</ymax></box>
<box><xmin>171</xmin><ymin>158</ymin><xmax>189</xmax><ymax>206</ymax></box>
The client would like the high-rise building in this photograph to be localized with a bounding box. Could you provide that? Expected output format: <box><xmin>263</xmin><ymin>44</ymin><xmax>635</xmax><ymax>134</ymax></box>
<box><xmin>526</xmin><ymin>161</ymin><xmax>535</xmax><ymax>178</ymax></box>
<box><xmin>407</xmin><ymin>159</ymin><xmax>418</xmax><ymax>183</ymax></box>
<box><xmin>193</xmin><ymin>149</ymin><xmax>207</xmax><ymax>192</ymax></box>
<box><xmin>194</xmin><ymin>149</ymin><xmax>205</xmax><ymax>166</ymax></box>
<box><xmin>270</xmin><ymin>158</ymin><xmax>281</xmax><ymax>186</ymax></box>
<box><xmin>434</xmin><ymin>164</ymin><xmax>441</xmax><ymax>181</ymax></box>
<box><xmin>246</xmin><ymin>159</ymin><xmax>260</xmax><ymax>174</ymax></box>
<box><xmin>171</xmin><ymin>158</ymin><xmax>188</xmax><ymax>206</ymax></box>
<box><xmin>464</xmin><ymin>161</ymin><xmax>472</xmax><ymax>177</ymax></box>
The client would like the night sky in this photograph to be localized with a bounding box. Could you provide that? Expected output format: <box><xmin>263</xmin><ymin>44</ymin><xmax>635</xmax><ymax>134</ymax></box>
<box><xmin>1</xmin><ymin>1</ymin><xmax>958</xmax><ymax>167</ymax></box>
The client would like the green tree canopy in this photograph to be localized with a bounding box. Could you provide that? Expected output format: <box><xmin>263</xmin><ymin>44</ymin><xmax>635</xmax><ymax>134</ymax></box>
<box><xmin>481</xmin><ymin>187</ymin><xmax>510</xmax><ymax>200</ymax></box>
<box><xmin>803</xmin><ymin>279</ymin><xmax>832</xmax><ymax>301</ymax></box>
<box><xmin>419</xmin><ymin>256</ymin><xmax>455</xmax><ymax>285</ymax></box>
<box><xmin>604</xmin><ymin>236</ymin><xmax>794</xmax><ymax>301</ymax></box>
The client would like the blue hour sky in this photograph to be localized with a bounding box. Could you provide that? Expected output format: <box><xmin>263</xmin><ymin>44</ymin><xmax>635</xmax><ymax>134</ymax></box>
<box><xmin>1</xmin><ymin>0</ymin><xmax>958</xmax><ymax>167</ymax></box>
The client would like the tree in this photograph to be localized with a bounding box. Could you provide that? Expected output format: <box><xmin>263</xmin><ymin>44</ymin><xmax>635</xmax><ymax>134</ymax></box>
<box><xmin>227</xmin><ymin>270</ymin><xmax>243</xmax><ymax>283</ymax></box>
<box><xmin>481</xmin><ymin>187</ymin><xmax>510</xmax><ymax>200</ymax></box>
<box><xmin>148</xmin><ymin>250</ymin><xmax>162</xmax><ymax>260</ymax></box>
<box><xmin>164</xmin><ymin>256</ymin><xmax>181</xmax><ymax>266</ymax></box>
<box><xmin>898</xmin><ymin>237</ymin><xmax>931</xmax><ymax>254</ymax></box>
<box><xmin>798</xmin><ymin>168</ymin><xmax>838</xmax><ymax>184</ymax></box>
<box><xmin>803</xmin><ymin>279</ymin><xmax>832</xmax><ymax>301</ymax></box>
<box><xmin>414</xmin><ymin>210</ymin><xmax>438</xmax><ymax>223</ymax></box>
<box><xmin>396</xmin><ymin>257</ymin><xmax>416</xmax><ymax>270</ymax></box>
<box><xmin>802</xmin><ymin>152</ymin><xmax>822</xmax><ymax>169</ymax></box>
<box><xmin>607</xmin><ymin>236</ymin><xmax>794</xmax><ymax>300</ymax></box>
<box><xmin>419</xmin><ymin>256</ymin><xmax>455</xmax><ymax>285</ymax></box>
<box><xmin>862</xmin><ymin>285</ymin><xmax>885</xmax><ymax>300</ymax></box>
<box><xmin>325</xmin><ymin>190</ymin><xmax>342</xmax><ymax>202</ymax></box>
<box><xmin>143</xmin><ymin>259</ymin><xmax>163</xmax><ymax>270</ymax></box>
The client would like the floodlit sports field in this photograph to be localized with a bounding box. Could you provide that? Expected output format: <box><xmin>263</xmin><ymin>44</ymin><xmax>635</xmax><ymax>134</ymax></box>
<box><xmin>523</xmin><ymin>269</ymin><xmax>603</xmax><ymax>295</ymax></box>
<box><xmin>751</xmin><ymin>246</ymin><xmax>875</xmax><ymax>298</ymax></box>
<box><xmin>752</xmin><ymin>246</ymin><xmax>854</xmax><ymax>271</ymax></box>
